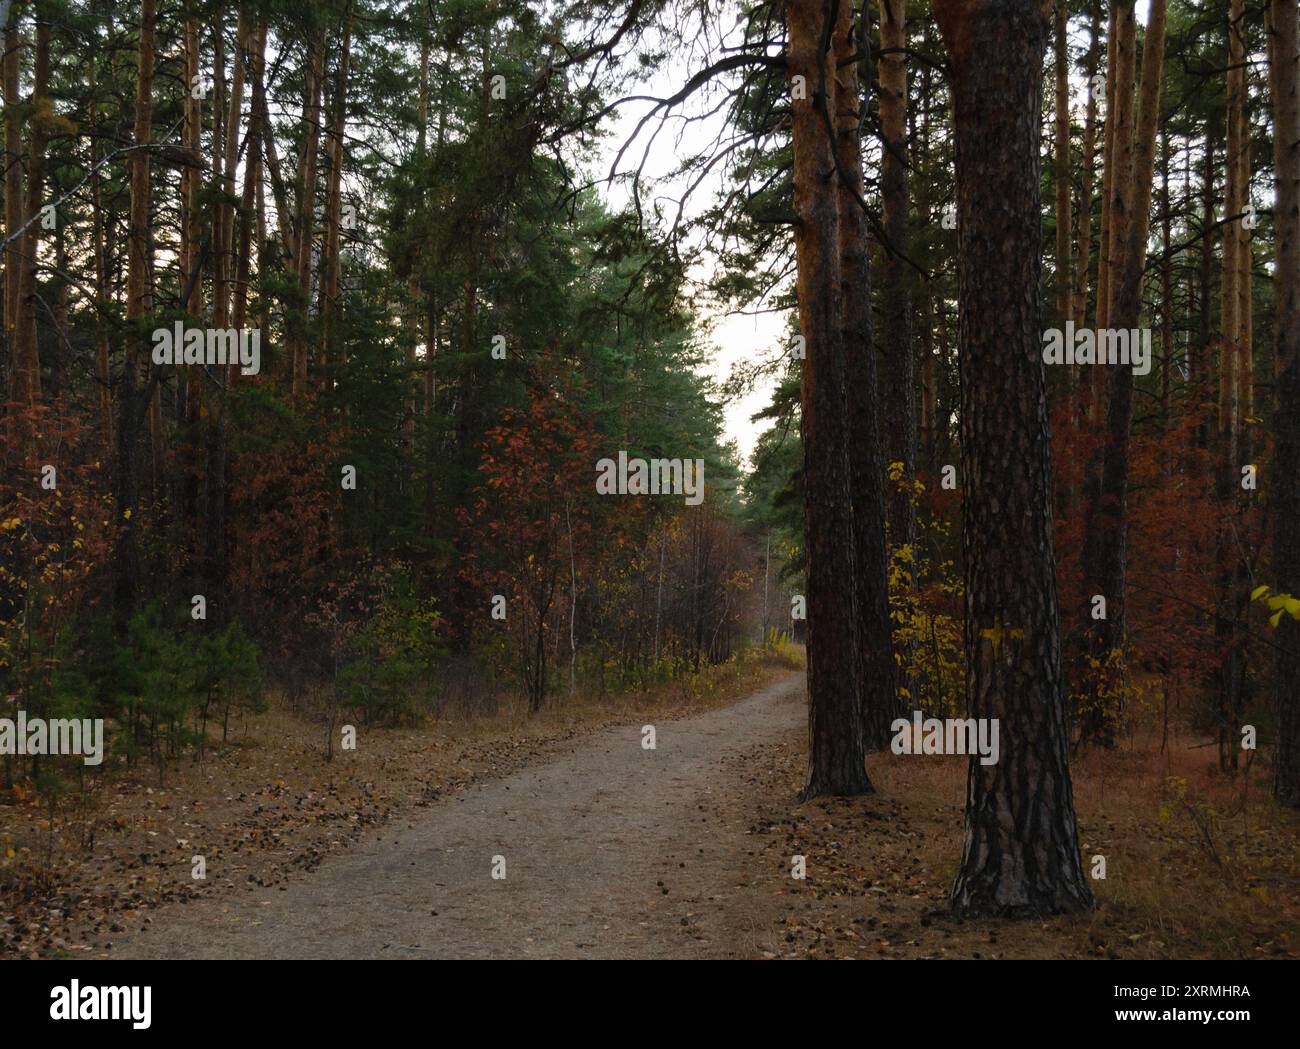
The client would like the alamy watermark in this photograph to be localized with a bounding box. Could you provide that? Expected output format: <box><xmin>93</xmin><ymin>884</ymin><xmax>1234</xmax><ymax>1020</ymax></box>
<box><xmin>595</xmin><ymin>451</ymin><xmax>705</xmax><ymax>506</ymax></box>
<box><xmin>0</xmin><ymin>711</ymin><xmax>104</xmax><ymax>766</ymax></box>
<box><xmin>152</xmin><ymin>322</ymin><xmax>261</xmax><ymax>376</ymax></box>
<box><xmin>50</xmin><ymin>981</ymin><xmax>150</xmax><ymax>1029</ymax></box>
<box><xmin>891</xmin><ymin>710</ymin><xmax>1000</xmax><ymax>766</ymax></box>
<box><xmin>1042</xmin><ymin>321</ymin><xmax>1151</xmax><ymax>376</ymax></box>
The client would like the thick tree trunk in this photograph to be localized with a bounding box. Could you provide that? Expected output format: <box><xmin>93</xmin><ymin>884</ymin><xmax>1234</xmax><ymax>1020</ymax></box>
<box><xmin>934</xmin><ymin>0</ymin><xmax>1094</xmax><ymax>918</ymax></box>
<box><xmin>1269</xmin><ymin>0</ymin><xmax>1300</xmax><ymax>804</ymax></box>
<box><xmin>789</xmin><ymin>0</ymin><xmax>871</xmax><ymax>799</ymax></box>
<box><xmin>836</xmin><ymin>0</ymin><xmax>896</xmax><ymax>750</ymax></box>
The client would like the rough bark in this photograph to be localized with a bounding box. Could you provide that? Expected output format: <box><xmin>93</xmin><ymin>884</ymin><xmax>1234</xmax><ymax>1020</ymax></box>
<box><xmin>934</xmin><ymin>0</ymin><xmax>1094</xmax><ymax>918</ymax></box>
<box><xmin>789</xmin><ymin>0</ymin><xmax>871</xmax><ymax>799</ymax></box>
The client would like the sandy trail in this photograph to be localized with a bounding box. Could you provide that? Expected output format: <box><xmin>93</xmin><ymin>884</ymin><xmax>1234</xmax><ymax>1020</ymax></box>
<box><xmin>113</xmin><ymin>673</ymin><xmax>805</xmax><ymax>959</ymax></box>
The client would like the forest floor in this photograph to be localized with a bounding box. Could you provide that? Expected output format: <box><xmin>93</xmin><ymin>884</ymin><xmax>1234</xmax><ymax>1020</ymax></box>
<box><xmin>4</xmin><ymin>662</ymin><xmax>1298</xmax><ymax>959</ymax></box>
<box><xmin>743</xmin><ymin>724</ymin><xmax>1300</xmax><ymax>959</ymax></box>
<box><xmin>0</xmin><ymin>652</ymin><xmax>798</xmax><ymax>959</ymax></box>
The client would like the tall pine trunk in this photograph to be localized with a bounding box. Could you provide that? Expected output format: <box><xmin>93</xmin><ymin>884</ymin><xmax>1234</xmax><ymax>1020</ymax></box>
<box><xmin>113</xmin><ymin>0</ymin><xmax>157</xmax><ymax>628</ymax></box>
<box><xmin>1269</xmin><ymin>0</ymin><xmax>1300</xmax><ymax>804</ymax></box>
<box><xmin>12</xmin><ymin>19</ymin><xmax>49</xmax><ymax>411</ymax></box>
<box><xmin>1079</xmin><ymin>0</ymin><xmax>1166</xmax><ymax>745</ymax></box>
<box><xmin>789</xmin><ymin>0</ymin><xmax>871</xmax><ymax>799</ymax></box>
<box><xmin>934</xmin><ymin>0</ymin><xmax>1094</xmax><ymax>917</ymax></box>
<box><xmin>836</xmin><ymin>0</ymin><xmax>896</xmax><ymax>751</ymax></box>
<box><xmin>321</xmin><ymin>5</ymin><xmax>353</xmax><ymax>376</ymax></box>
<box><xmin>1053</xmin><ymin>1</ymin><xmax>1072</xmax><ymax>329</ymax></box>
<box><xmin>878</xmin><ymin>0</ymin><xmax>915</xmax><ymax>563</ymax></box>
<box><xmin>3</xmin><ymin>5</ymin><xmax>22</xmax><ymax>364</ymax></box>
<box><xmin>290</xmin><ymin>29</ymin><xmax>325</xmax><ymax>401</ymax></box>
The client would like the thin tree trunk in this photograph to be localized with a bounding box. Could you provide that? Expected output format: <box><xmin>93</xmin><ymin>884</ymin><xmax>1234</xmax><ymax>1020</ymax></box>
<box><xmin>1074</xmin><ymin>2</ymin><xmax>1103</xmax><ymax>334</ymax></box>
<box><xmin>233</xmin><ymin>22</ymin><xmax>267</xmax><ymax>335</ymax></box>
<box><xmin>1079</xmin><ymin>0</ymin><xmax>1167</xmax><ymax>745</ymax></box>
<box><xmin>91</xmin><ymin>143</ymin><xmax>113</xmax><ymax>447</ymax></box>
<box><xmin>321</xmin><ymin>4</ymin><xmax>353</xmax><ymax>376</ymax></box>
<box><xmin>1094</xmin><ymin>1</ymin><xmax>1119</xmax><ymax>341</ymax></box>
<box><xmin>1159</xmin><ymin>125</ymin><xmax>1173</xmax><ymax>424</ymax></box>
<box><xmin>878</xmin><ymin>0</ymin><xmax>915</xmax><ymax>561</ymax></box>
<box><xmin>407</xmin><ymin>8</ymin><xmax>430</xmax><ymax>443</ymax></box>
<box><xmin>113</xmin><ymin>0</ymin><xmax>157</xmax><ymax>628</ymax></box>
<box><xmin>178</xmin><ymin>11</ymin><xmax>204</xmax><ymax>555</ymax></box>
<box><xmin>12</xmin><ymin>19</ymin><xmax>50</xmax><ymax>410</ymax></box>
<box><xmin>839</xmin><ymin>0</ymin><xmax>896</xmax><ymax>750</ymax></box>
<box><xmin>1212</xmin><ymin>0</ymin><xmax>1248</xmax><ymax>770</ymax></box>
<box><xmin>291</xmin><ymin>29</ymin><xmax>325</xmax><ymax>400</ymax></box>
<box><xmin>3</xmin><ymin>6</ymin><xmax>22</xmax><ymax>357</ymax></box>
<box><xmin>1103</xmin><ymin>3</ymin><xmax>1137</xmax><ymax>327</ymax></box>
<box><xmin>1054</xmin><ymin>0</ymin><xmax>1072</xmax><ymax>328</ymax></box>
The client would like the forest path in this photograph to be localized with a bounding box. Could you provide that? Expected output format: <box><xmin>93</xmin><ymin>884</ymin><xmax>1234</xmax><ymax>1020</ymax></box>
<box><xmin>112</xmin><ymin>672</ymin><xmax>806</xmax><ymax>959</ymax></box>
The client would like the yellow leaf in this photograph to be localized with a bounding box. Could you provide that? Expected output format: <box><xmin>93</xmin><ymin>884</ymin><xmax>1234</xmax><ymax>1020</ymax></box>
<box><xmin>1251</xmin><ymin>584</ymin><xmax>1270</xmax><ymax>601</ymax></box>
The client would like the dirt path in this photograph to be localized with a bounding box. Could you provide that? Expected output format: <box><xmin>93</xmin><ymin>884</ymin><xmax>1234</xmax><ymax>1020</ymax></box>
<box><xmin>110</xmin><ymin>673</ymin><xmax>806</xmax><ymax>959</ymax></box>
